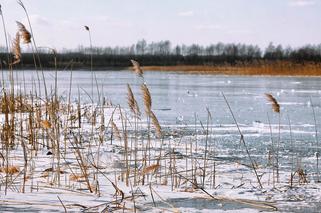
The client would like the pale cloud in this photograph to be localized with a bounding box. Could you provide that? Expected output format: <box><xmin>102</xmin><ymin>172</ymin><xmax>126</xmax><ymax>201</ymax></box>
<box><xmin>178</xmin><ymin>11</ymin><xmax>194</xmax><ymax>17</ymax></box>
<box><xmin>107</xmin><ymin>21</ymin><xmax>133</xmax><ymax>28</ymax></box>
<box><xmin>93</xmin><ymin>15</ymin><xmax>110</xmax><ymax>22</ymax></box>
<box><xmin>27</xmin><ymin>14</ymin><xmax>51</xmax><ymax>26</ymax></box>
<box><xmin>289</xmin><ymin>0</ymin><xmax>316</xmax><ymax>7</ymax></box>
<box><xmin>59</xmin><ymin>17</ymin><xmax>133</xmax><ymax>31</ymax></box>
<box><xmin>194</xmin><ymin>24</ymin><xmax>222</xmax><ymax>30</ymax></box>
<box><xmin>227</xmin><ymin>29</ymin><xmax>253</xmax><ymax>34</ymax></box>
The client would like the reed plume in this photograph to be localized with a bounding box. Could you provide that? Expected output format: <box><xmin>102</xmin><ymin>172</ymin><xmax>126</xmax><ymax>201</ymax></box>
<box><xmin>141</xmin><ymin>84</ymin><xmax>152</xmax><ymax>115</ymax></box>
<box><xmin>131</xmin><ymin>59</ymin><xmax>144</xmax><ymax>77</ymax></box>
<box><xmin>111</xmin><ymin>120</ymin><xmax>121</xmax><ymax>140</ymax></box>
<box><xmin>265</xmin><ymin>93</ymin><xmax>280</xmax><ymax>113</ymax></box>
<box><xmin>150</xmin><ymin>110</ymin><xmax>162</xmax><ymax>138</ymax></box>
<box><xmin>16</xmin><ymin>21</ymin><xmax>31</xmax><ymax>43</ymax></box>
<box><xmin>11</xmin><ymin>32</ymin><xmax>21</xmax><ymax>65</ymax></box>
<box><xmin>127</xmin><ymin>84</ymin><xmax>140</xmax><ymax>117</ymax></box>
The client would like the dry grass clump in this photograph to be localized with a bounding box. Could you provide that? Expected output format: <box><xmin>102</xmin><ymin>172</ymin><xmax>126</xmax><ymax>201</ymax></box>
<box><xmin>0</xmin><ymin>95</ymin><xmax>31</xmax><ymax>113</ymax></box>
<box><xmin>0</xmin><ymin>166</ymin><xmax>20</xmax><ymax>175</ymax></box>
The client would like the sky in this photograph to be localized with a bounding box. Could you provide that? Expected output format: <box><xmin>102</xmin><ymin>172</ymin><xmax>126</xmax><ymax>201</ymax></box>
<box><xmin>1</xmin><ymin>0</ymin><xmax>321</xmax><ymax>50</ymax></box>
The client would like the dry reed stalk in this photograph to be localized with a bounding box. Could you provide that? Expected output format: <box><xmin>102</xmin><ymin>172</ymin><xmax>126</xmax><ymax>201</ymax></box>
<box><xmin>83</xmin><ymin>25</ymin><xmax>93</xmax><ymax>98</ymax></box>
<box><xmin>0</xmin><ymin>5</ymin><xmax>11</xmax><ymax>88</ymax></box>
<box><xmin>141</xmin><ymin>84</ymin><xmax>152</xmax><ymax>115</ymax></box>
<box><xmin>141</xmin><ymin>83</ymin><xmax>153</xmax><ymax>171</ymax></box>
<box><xmin>117</xmin><ymin>106</ymin><xmax>130</xmax><ymax>186</ymax></box>
<box><xmin>130</xmin><ymin>60</ymin><xmax>143</xmax><ymax>77</ymax></box>
<box><xmin>70</xmin><ymin>136</ymin><xmax>93</xmax><ymax>193</ymax></box>
<box><xmin>265</xmin><ymin>93</ymin><xmax>280</xmax><ymax>113</ymax></box>
<box><xmin>265</xmin><ymin>93</ymin><xmax>281</xmax><ymax>182</ymax></box>
<box><xmin>11</xmin><ymin>32</ymin><xmax>21</xmax><ymax>65</ymax></box>
<box><xmin>202</xmin><ymin>108</ymin><xmax>211</xmax><ymax>188</ymax></box>
<box><xmin>150</xmin><ymin>111</ymin><xmax>162</xmax><ymax>138</ymax></box>
<box><xmin>18</xmin><ymin>0</ymin><xmax>49</xmax><ymax>102</ymax></box>
<box><xmin>223</xmin><ymin>93</ymin><xmax>263</xmax><ymax>189</ymax></box>
<box><xmin>16</xmin><ymin>21</ymin><xmax>31</xmax><ymax>43</ymax></box>
<box><xmin>126</xmin><ymin>85</ymin><xmax>140</xmax><ymax>185</ymax></box>
<box><xmin>127</xmin><ymin>84</ymin><xmax>141</xmax><ymax>117</ymax></box>
<box><xmin>20</xmin><ymin>139</ymin><xmax>28</xmax><ymax>193</ymax></box>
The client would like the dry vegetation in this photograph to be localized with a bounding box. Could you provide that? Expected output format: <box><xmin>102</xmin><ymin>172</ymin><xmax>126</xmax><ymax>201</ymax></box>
<box><xmin>142</xmin><ymin>61</ymin><xmax>321</xmax><ymax>76</ymax></box>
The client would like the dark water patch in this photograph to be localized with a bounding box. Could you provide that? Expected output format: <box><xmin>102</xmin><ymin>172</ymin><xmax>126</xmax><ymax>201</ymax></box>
<box><xmin>150</xmin><ymin>197</ymin><xmax>257</xmax><ymax>211</ymax></box>
<box><xmin>0</xmin><ymin>206</ymin><xmax>59</xmax><ymax>212</ymax></box>
<box><xmin>281</xmin><ymin>202</ymin><xmax>321</xmax><ymax>213</ymax></box>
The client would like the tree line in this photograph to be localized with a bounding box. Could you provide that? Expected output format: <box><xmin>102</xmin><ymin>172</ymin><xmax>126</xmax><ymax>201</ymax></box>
<box><xmin>2</xmin><ymin>40</ymin><xmax>321</xmax><ymax>69</ymax></box>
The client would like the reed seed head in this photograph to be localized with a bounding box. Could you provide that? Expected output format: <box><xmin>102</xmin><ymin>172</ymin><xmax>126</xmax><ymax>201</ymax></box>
<box><xmin>150</xmin><ymin>110</ymin><xmax>162</xmax><ymax>138</ymax></box>
<box><xmin>127</xmin><ymin>84</ymin><xmax>141</xmax><ymax>117</ymax></box>
<box><xmin>11</xmin><ymin>32</ymin><xmax>21</xmax><ymax>65</ymax></box>
<box><xmin>16</xmin><ymin>21</ymin><xmax>31</xmax><ymax>44</ymax></box>
<box><xmin>130</xmin><ymin>59</ymin><xmax>143</xmax><ymax>77</ymax></box>
<box><xmin>265</xmin><ymin>93</ymin><xmax>280</xmax><ymax>113</ymax></box>
<box><xmin>111</xmin><ymin>120</ymin><xmax>121</xmax><ymax>140</ymax></box>
<box><xmin>141</xmin><ymin>83</ymin><xmax>152</xmax><ymax>115</ymax></box>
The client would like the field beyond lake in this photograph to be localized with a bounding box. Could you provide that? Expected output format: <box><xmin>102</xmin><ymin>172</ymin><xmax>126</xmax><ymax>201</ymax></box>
<box><xmin>142</xmin><ymin>62</ymin><xmax>321</xmax><ymax>76</ymax></box>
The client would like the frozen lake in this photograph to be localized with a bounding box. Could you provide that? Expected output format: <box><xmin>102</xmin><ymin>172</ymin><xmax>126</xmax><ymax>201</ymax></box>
<box><xmin>7</xmin><ymin>70</ymin><xmax>321</xmax><ymax>158</ymax></box>
<box><xmin>2</xmin><ymin>70</ymin><xmax>321</xmax><ymax>212</ymax></box>
<box><xmin>6</xmin><ymin>70</ymin><xmax>321</xmax><ymax>124</ymax></box>
<box><xmin>7</xmin><ymin>70</ymin><xmax>321</xmax><ymax>163</ymax></box>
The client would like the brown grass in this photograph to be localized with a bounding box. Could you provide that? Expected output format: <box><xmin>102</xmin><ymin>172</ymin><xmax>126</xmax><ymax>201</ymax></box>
<box><xmin>141</xmin><ymin>61</ymin><xmax>321</xmax><ymax>76</ymax></box>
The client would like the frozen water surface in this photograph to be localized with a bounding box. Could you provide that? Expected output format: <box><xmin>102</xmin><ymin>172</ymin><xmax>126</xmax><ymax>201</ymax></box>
<box><xmin>2</xmin><ymin>70</ymin><xmax>321</xmax><ymax>212</ymax></box>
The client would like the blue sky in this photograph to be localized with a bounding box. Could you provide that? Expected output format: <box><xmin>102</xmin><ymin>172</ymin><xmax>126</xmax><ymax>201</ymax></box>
<box><xmin>1</xmin><ymin>0</ymin><xmax>321</xmax><ymax>50</ymax></box>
